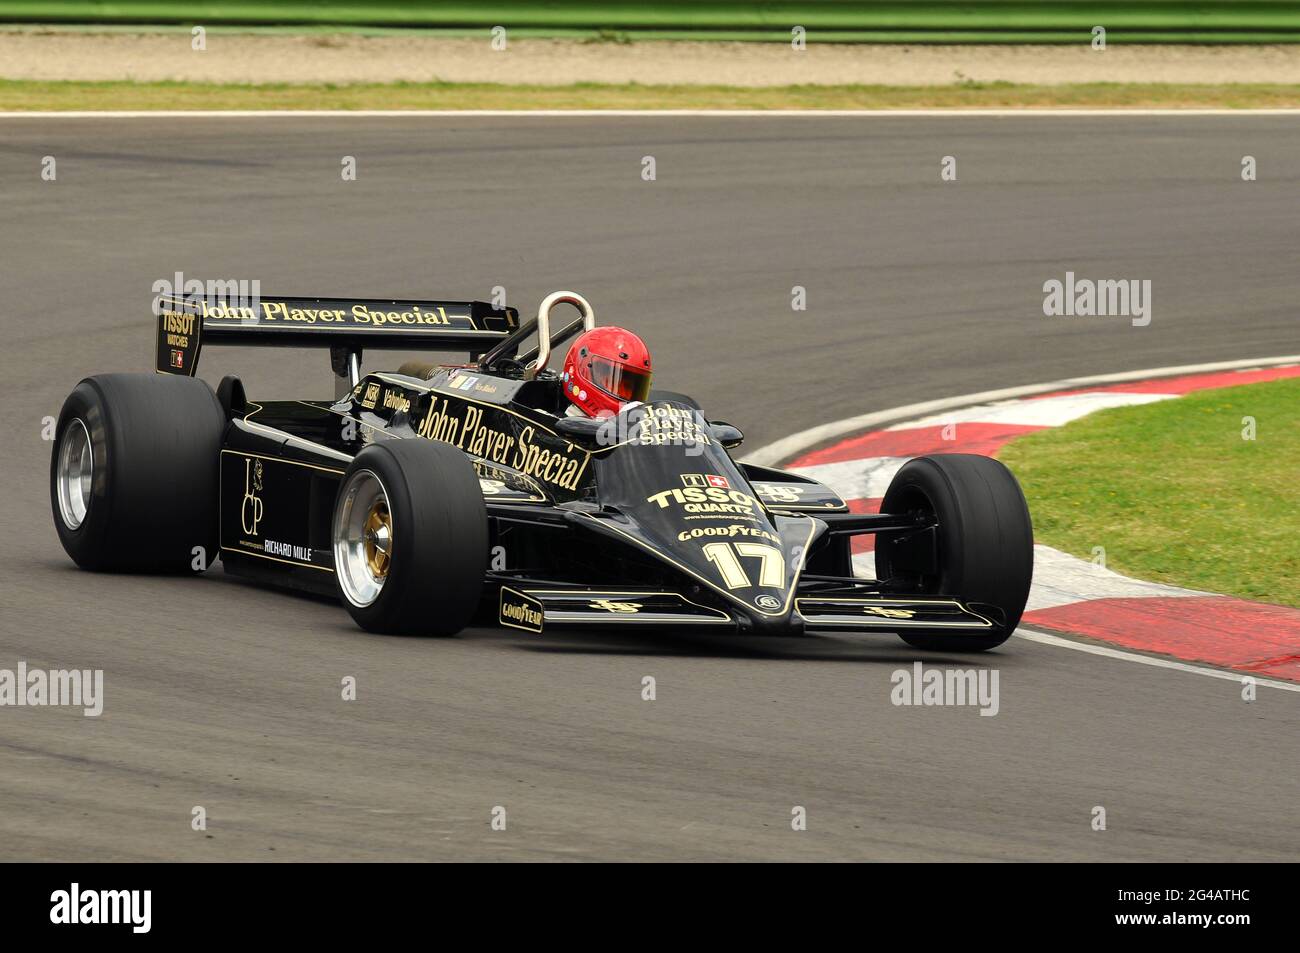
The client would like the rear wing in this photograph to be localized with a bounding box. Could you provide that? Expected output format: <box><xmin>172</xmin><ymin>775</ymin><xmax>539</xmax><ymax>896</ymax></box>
<box><xmin>156</xmin><ymin>294</ymin><xmax>518</xmax><ymax>384</ymax></box>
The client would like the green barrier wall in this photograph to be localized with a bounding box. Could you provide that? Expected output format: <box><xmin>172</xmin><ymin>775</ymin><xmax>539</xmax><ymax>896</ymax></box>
<box><xmin>2</xmin><ymin>1</ymin><xmax>1299</xmax><ymax>43</ymax></box>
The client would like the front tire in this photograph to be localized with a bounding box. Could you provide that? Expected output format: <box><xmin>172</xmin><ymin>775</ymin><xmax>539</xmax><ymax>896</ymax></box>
<box><xmin>875</xmin><ymin>454</ymin><xmax>1033</xmax><ymax>652</ymax></box>
<box><xmin>50</xmin><ymin>374</ymin><xmax>225</xmax><ymax>572</ymax></box>
<box><xmin>332</xmin><ymin>440</ymin><xmax>487</xmax><ymax>636</ymax></box>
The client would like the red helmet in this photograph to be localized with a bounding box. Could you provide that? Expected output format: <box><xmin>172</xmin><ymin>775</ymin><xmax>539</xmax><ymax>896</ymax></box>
<box><xmin>562</xmin><ymin>326</ymin><xmax>653</xmax><ymax>418</ymax></box>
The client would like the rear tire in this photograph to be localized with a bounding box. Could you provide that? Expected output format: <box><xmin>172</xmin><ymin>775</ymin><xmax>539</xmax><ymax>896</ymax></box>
<box><xmin>875</xmin><ymin>454</ymin><xmax>1033</xmax><ymax>652</ymax></box>
<box><xmin>332</xmin><ymin>440</ymin><xmax>487</xmax><ymax>636</ymax></box>
<box><xmin>50</xmin><ymin>373</ymin><xmax>225</xmax><ymax>572</ymax></box>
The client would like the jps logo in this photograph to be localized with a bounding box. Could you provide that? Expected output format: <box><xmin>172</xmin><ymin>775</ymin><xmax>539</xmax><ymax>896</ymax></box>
<box><xmin>864</xmin><ymin>606</ymin><xmax>915</xmax><ymax>619</ymax></box>
<box><xmin>754</xmin><ymin>482</ymin><xmax>802</xmax><ymax>504</ymax></box>
<box><xmin>241</xmin><ymin>458</ymin><xmax>264</xmax><ymax>536</ymax></box>
<box><xmin>590</xmin><ymin>599</ymin><xmax>639</xmax><ymax>613</ymax></box>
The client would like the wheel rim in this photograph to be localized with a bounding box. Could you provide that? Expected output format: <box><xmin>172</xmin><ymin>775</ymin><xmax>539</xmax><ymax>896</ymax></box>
<box><xmin>56</xmin><ymin>418</ymin><xmax>93</xmax><ymax>530</ymax></box>
<box><xmin>334</xmin><ymin>469</ymin><xmax>393</xmax><ymax>608</ymax></box>
<box><xmin>877</xmin><ymin>484</ymin><xmax>941</xmax><ymax>592</ymax></box>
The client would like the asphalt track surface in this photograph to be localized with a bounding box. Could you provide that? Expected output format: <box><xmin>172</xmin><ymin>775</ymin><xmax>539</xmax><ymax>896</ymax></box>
<box><xmin>1</xmin><ymin>115</ymin><xmax>1297</xmax><ymax>861</ymax></box>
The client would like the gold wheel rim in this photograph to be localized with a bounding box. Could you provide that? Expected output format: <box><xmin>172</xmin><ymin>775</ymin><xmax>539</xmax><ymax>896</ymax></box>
<box><xmin>363</xmin><ymin>500</ymin><xmax>391</xmax><ymax>579</ymax></box>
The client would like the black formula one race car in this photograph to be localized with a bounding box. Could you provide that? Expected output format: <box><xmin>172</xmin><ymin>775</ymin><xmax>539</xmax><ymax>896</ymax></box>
<box><xmin>50</xmin><ymin>290</ymin><xmax>1033</xmax><ymax>651</ymax></box>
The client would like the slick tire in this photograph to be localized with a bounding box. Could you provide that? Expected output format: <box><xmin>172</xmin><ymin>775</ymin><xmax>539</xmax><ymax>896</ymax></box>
<box><xmin>51</xmin><ymin>373</ymin><xmax>226</xmax><ymax>573</ymax></box>
<box><xmin>332</xmin><ymin>440</ymin><xmax>487</xmax><ymax>636</ymax></box>
<box><xmin>875</xmin><ymin>454</ymin><xmax>1033</xmax><ymax>653</ymax></box>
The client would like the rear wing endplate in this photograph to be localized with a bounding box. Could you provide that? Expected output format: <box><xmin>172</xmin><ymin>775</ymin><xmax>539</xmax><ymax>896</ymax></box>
<box><xmin>156</xmin><ymin>294</ymin><xmax>518</xmax><ymax>383</ymax></box>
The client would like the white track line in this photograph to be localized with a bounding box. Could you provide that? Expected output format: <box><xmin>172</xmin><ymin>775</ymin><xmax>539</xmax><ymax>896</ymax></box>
<box><xmin>883</xmin><ymin>390</ymin><xmax>1174</xmax><ymax>430</ymax></box>
<box><xmin>744</xmin><ymin>355</ymin><xmax>1300</xmax><ymax>466</ymax></box>
<box><xmin>5</xmin><ymin>109</ymin><xmax>1300</xmax><ymax>119</ymax></box>
<box><xmin>1022</xmin><ymin>545</ymin><xmax>1210</xmax><ymax>611</ymax></box>
<box><xmin>1017</xmin><ymin>628</ymin><xmax>1300</xmax><ymax>694</ymax></box>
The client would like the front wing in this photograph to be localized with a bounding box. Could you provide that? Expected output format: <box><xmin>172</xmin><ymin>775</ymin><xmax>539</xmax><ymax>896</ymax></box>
<box><xmin>496</xmin><ymin>585</ymin><xmax>995</xmax><ymax>635</ymax></box>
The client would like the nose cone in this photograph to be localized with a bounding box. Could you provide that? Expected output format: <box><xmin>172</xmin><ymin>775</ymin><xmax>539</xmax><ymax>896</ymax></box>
<box><xmin>621</xmin><ymin>491</ymin><xmax>815</xmax><ymax>632</ymax></box>
<box><xmin>737</xmin><ymin>607</ymin><xmax>806</xmax><ymax>638</ymax></box>
<box><xmin>589</xmin><ymin>401</ymin><xmax>818</xmax><ymax>633</ymax></box>
<box><xmin>628</xmin><ymin>492</ymin><xmax>811</xmax><ymax>618</ymax></box>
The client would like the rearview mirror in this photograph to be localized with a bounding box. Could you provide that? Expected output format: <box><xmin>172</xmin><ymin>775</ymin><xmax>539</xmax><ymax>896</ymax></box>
<box><xmin>710</xmin><ymin>421</ymin><xmax>744</xmax><ymax>449</ymax></box>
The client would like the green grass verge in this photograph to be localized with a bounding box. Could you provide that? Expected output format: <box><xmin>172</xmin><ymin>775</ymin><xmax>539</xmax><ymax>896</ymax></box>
<box><xmin>6</xmin><ymin>79</ymin><xmax>1300</xmax><ymax>110</ymax></box>
<box><xmin>998</xmin><ymin>377</ymin><xmax>1300</xmax><ymax>608</ymax></box>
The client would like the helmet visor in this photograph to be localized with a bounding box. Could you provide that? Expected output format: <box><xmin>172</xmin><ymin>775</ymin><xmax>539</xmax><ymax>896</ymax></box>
<box><xmin>590</xmin><ymin>356</ymin><xmax>652</xmax><ymax>403</ymax></box>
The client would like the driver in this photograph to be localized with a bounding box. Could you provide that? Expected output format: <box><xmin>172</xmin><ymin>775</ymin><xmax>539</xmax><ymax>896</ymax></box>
<box><xmin>561</xmin><ymin>327</ymin><xmax>653</xmax><ymax>418</ymax></box>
